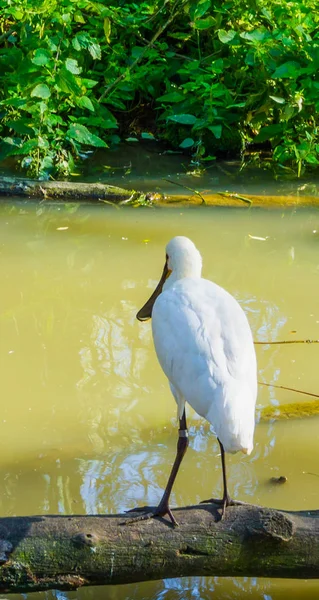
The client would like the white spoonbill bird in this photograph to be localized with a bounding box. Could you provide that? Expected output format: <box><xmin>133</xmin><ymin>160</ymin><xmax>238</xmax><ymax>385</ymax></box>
<box><xmin>133</xmin><ymin>236</ymin><xmax>257</xmax><ymax>525</ymax></box>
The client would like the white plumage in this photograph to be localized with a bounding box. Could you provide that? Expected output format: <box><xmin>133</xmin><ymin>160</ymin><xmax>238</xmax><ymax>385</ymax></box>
<box><xmin>153</xmin><ymin>246</ymin><xmax>257</xmax><ymax>454</ymax></box>
<box><xmin>135</xmin><ymin>235</ymin><xmax>257</xmax><ymax>524</ymax></box>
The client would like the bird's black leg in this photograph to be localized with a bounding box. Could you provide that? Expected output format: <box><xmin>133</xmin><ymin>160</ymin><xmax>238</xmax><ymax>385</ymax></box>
<box><xmin>219</xmin><ymin>439</ymin><xmax>231</xmax><ymax>516</ymax></box>
<box><xmin>200</xmin><ymin>439</ymin><xmax>246</xmax><ymax>519</ymax></box>
<box><xmin>124</xmin><ymin>409</ymin><xmax>189</xmax><ymax>527</ymax></box>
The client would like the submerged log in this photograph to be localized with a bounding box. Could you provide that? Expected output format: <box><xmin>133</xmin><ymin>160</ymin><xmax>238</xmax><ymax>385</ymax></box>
<box><xmin>0</xmin><ymin>176</ymin><xmax>154</xmax><ymax>204</ymax></box>
<box><xmin>1</xmin><ymin>176</ymin><xmax>319</xmax><ymax>207</ymax></box>
<box><xmin>0</xmin><ymin>503</ymin><xmax>318</xmax><ymax>592</ymax></box>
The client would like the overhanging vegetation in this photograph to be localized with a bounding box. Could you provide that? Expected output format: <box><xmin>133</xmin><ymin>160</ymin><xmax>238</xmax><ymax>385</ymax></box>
<box><xmin>0</xmin><ymin>0</ymin><xmax>319</xmax><ymax>177</ymax></box>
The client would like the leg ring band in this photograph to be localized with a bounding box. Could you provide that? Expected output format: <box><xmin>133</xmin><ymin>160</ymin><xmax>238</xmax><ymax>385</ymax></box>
<box><xmin>179</xmin><ymin>429</ymin><xmax>188</xmax><ymax>438</ymax></box>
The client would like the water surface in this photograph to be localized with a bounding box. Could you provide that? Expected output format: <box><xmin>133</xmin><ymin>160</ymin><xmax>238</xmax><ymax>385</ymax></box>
<box><xmin>0</xmin><ymin>202</ymin><xmax>319</xmax><ymax>599</ymax></box>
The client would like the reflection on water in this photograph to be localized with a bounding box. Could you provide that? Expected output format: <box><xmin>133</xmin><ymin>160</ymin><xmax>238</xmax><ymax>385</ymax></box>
<box><xmin>0</xmin><ymin>202</ymin><xmax>319</xmax><ymax>599</ymax></box>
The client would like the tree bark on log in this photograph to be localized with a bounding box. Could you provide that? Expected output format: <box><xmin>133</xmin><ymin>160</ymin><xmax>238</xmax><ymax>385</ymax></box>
<box><xmin>0</xmin><ymin>177</ymin><xmax>145</xmax><ymax>203</ymax></box>
<box><xmin>0</xmin><ymin>504</ymin><xmax>318</xmax><ymax>592</ymax></box>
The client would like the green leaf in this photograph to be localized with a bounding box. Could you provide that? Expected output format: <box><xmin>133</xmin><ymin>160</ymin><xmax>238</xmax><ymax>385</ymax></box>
<box><xmin>157</xmin><ymin>92</ymin><xmax>184</xmax><ymax>103</ymax></box>
<box><xmin>110</xmin><ymin>134</ymin><xmax>121</xmax><ymax>144</ymax></box>
<box><xmin>211</xmin><ymin>59</ymin><xmax>224</xmax><ymax>74</ymax></box>
<box><xmin>218</xmin><ymin>30</ymin><xmax>236</xmax><ymax>44</ymax></box>
<box><xmin>193</xmin><ymin>16</ymin><xmax>216</xmax><ymax>30</ymax></box>
<box><xmin>141</xmin><ymin>132</ymin><xmax>155</xmax><ymax>140</ymax></box>
<box><xmin>185</xmin><ymin>60</ymin><xmax>200</xmax><ymax>71</ymax></box>
<box><xmin>45</xmin><ymin>113</ymin><xmax>65</xmax><ymax>127</ymax></box>
<box><xmin>0</xmin><ymin>139</ymin><xmax>21</xmax><ymax>161</ymax></box>
<box><xmin>245</xmin><ymin>51</ymin><xmax>256</xmax><ymax>66</ymax></box>
<box><xmin>39</xmin><ymin>102</ymin><xmax>47</xmax><ymax>115</ymax></box>
<box><xmin>269</xmin><ymin>95</ymin><xmax>286</xmax><ymax>104</ymax></box>
<box><xmin>12</xmin><ymin>138</ymin><xmax>39</xmax><ymax>154</ymax></box>
<box><xmin>101</xmin><ymin>96</ymin><xmax>126</xmax><ymax>109</ymax></box>
<box><xmin>72</xmin><ymin>37</ymin><xmax>82</xmax><ymax>52</ymax></box>
<box><xmin>202</xmin><ymin>155</ymin><xmax>216</xmax><ymax>161</ymax></box>
<box><xmin>32</xmin><ymin>49</ymin><xmax>51</xmax><ymax>66</ymax></box>
<box><xmin>39</xmin><ymin>156</ymin><xmax>54</xmax><ymax>173</ymax></box>
<box><xmin>47</xmin><ymin>37</ymin><xmax>58</xmax><ymax>52</ymax></box>
<box><xmin>1</xmin><ymin>98</ymin><xmax>27</xmax><ymax>108</ymax></box>
<box><xmin>65</xmin><ymin>58</ymin><xmax>82</xmax><ymax>75</ymax></box>
<box><xmin>84</xmin><ymin>116</ymin><xmax>117</xmax><ymax>129</ymax></box>
<box><xmin>240</xmin><ymin>30</ymin><xmax>266</xmax><ymax>43</ymax></box>
<box><xmin>169</xmin><ymin>32</ymin><xmax>192</xmax><ymax>40</ymax></box>
<box><xmin>254</xmin><ymin>124</ymin><xmax>284</xmax><ymax>143</ymax></box>
<box><xmin>56</xmin><ymin>67</ymin><xmax>81</xmax><ymax>95</ymax></box>
<box><xmin>282</xmin><ymin>105</ymin><xmax>295</xmax><ymax>121</ymax></box>
<box><xmin>67</xmin><ymin>123</ymin><xmax>107</xmax><ymax>147</ymax></box>
<box><xmin>76</xmin><ymin>96</ymin><xmax>95</xmax><ymax>112</ymax></box>
<box><xmin>81</xmin><ymin>78</ymin><xmax>99</xmax><ymax>89</ymax></box>
<box><xmin>194</xmin><ymin>0</ymin><xmax>211</xmax><ymax>19</ymax></box>
<box><xmin>30</xmin><ymin>84</ymin><xmax>51</xmax><ymax>99</ymax></box>
<box><xmin>62</xmin><ymin>13</ymin><xmax>71</xmax><ymax>24</ymax></box>
<box><xmin>9</xmin><ymin>8</ymin><xmax>23</xmax><ymax>19</ymax></box>
<box><xmin>261</xmin><ymin>7</ymin><xmax>272</xmax><ymax>21</ymax></box>
<box><xmin>72</xmin><ymin>33</ymin><xmax>89</xmax><ymax>51</ymax></box>
<box><xmin>74</xmin><ymin>11</ymin><xmax>85</xmax><ymax>23</ymax></box>
<box><xmin>37</xmin><ymin>135</ymin><xmax>49</xmax><ymax>149</ymax></box>
<box><xmin>272</xmin><ymin>62</ymin><xmax>301</xmax><ymax>79</ymax></box>
<box><xmin>179</xmin><ymin>137</ymin><xmax>194</xmax><ymax>148</ymax></box>
<box><xmin>305</xmin><ymin>154</ymin><xmax>319</xmax><ymax>165</ymax></box>
<box><xmin>131</xmin><ymin>46</ymin><xmax>144</xmax><ymax>59</ymax></box>
<box><xmin>104</xmin><ymin>17</ymin><xmax>111</xmax><ymax>43</ymax></box>
<box><xmin>88</xmin><ymin>2</ymin><xmax>105</xmax><ymax>15</ymax></box>
<box><xmin>2</xmin><ymin>137</ymin><xmax>22</xmax><ymax>147</ymax></box>
<box><xmin>208</xmin><ymin>125</ymin><xmax>222</xmax><ymax>139</ymax></box>
<box><xmin>88</xmin><ymin>42</ymin><xmax>101</xmax><ymax>60</ymax></box>
<box><xmin>227</xmin><ymin>102</ymin><xmax>246</xmax><ymax>108</ymax></box>
<box><xmin>167</xmin><ymin>114</ymin><xmax>197</xmax><ymax>125</ymax></box>
<box><xmin>7</xmin><ymin>119</ymin><xmax>35</xmax><ymax>135</ymax></box>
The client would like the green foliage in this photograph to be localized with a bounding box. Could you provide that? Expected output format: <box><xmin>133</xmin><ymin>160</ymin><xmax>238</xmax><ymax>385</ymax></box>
<box><xmin>0</xmin><ymin>0</ymin><xmax>319</xmax><ymax>177</ymax></box>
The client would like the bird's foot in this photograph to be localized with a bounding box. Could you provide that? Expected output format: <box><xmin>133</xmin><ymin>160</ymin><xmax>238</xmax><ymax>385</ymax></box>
<box><xmin>122</xmin><ymin>499</ymin><xmax>178</xmax><ymax>527</ymax></box>
<box><xmin>200</xmin><ymin>495</ymin><xmax>246</xmax><ymax>520</ymax></box>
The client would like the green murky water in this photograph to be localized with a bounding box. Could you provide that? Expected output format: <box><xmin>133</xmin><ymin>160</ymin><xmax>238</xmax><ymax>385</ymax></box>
<box><xmin>0</xmin><ymin>202</ymin><xmax>319</xmax><ymax>599</ymax></box>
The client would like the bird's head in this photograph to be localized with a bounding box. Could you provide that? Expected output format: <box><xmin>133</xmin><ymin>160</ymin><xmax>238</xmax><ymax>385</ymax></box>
<box><xmin>136</xmin><ymin>236</ymin><xmax>202</xmax><ymax>321</ymax></box>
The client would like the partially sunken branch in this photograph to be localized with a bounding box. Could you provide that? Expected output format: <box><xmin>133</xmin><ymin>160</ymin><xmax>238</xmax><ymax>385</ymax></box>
<box><xmin>1</xmin><ymin>176</ymin><xmax>318</xmax><ymax>207</ymax></box>
<box><xmin>0</xmin><ymin>504</ymin><xmax>318</xmax><ymax>592</ymax></box>
<box><xmin>0</xmin><ymin>177</ymin><xmax>140</xmax><ymax>203</ymax></box>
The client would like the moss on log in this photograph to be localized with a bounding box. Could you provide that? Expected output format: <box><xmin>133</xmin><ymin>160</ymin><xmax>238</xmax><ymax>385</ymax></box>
<box><xmin>162</xmin><ymin>192</ymin><xmax>319</xmax><ymax>207</ymax></box>
<box><xmin>0</xmin><ymin>504</ymin><xmax>318</xmax><ymax>592</ymax></box>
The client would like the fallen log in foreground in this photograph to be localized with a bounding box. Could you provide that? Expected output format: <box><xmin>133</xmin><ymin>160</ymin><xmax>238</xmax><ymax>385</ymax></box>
<box><xmin>0</xmin><ymin>504</ymin><xmax>318</xmax><ymax>592</ymax></box>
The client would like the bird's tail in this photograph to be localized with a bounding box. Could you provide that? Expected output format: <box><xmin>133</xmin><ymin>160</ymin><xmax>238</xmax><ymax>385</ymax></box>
<box><xmin>205</xmin><ymin>388</ymin><xmax>256</xmax><ymax>455</ymax></box>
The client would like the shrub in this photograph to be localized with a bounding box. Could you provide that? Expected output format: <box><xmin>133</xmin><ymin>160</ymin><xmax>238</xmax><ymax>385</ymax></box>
<box><xmin>0</xmin><ymin>0</ymin><xmax>318</xmax><ymax>177</ymax></box>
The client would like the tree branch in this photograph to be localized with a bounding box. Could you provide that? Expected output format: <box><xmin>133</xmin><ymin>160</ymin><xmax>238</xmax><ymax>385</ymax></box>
<box><xmin>0</xmin><ymin>504</ymin><xmax>318</xmax><ymax>592</ymax></box>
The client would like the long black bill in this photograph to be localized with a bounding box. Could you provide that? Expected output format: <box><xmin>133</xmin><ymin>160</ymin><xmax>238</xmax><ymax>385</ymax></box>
<box><xmin>136</xmin><ymin>260</ymin><xmax>170</xmax><ymax>321</ymax></box>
